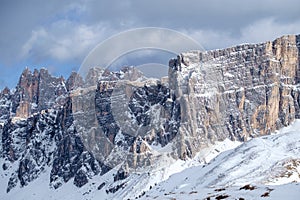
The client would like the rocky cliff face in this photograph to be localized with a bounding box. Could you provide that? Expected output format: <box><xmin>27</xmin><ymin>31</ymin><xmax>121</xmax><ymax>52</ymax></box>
<box><xmin>0</xmin><ymin>34</ymin><xmax>300</xmax><ymax>195</ymax></box>
<box><xmin>71</xmin><ymin>67</ymin><xmax>181</xmax><ymax>170</ymax></box>
<box><xmin>169</xmin><ymin>34</ymin><xmax>300</xmax><ymax>159</ymax></box>
<box><xmin>0</xmin><ymin>87</ymin><xmax>11</xmax><ymax>124</ymax></box>
<box><xmin>12</xmin><ymin>68</ymin><xmax>67</xmax><ymax>118</ymax></box>
<box><xmin>0</xmin><ymin>68</ymin><xmax>108</xmax><ymax>192</ymax></box>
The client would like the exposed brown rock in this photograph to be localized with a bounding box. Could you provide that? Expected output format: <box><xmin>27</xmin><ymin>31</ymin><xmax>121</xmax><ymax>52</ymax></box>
<box><xmin>169</xmin><ymin>34</ymin><xmax>300</xmax><ymax>159</ymax></box>
<box><xmin>14</xmin><ymin>68</ymin><xmax>67</xmax><ymax>118</ymax></box>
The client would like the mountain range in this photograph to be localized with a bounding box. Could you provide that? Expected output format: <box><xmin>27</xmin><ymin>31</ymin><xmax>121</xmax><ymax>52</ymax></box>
<box><xmin>1</xmin><ymin>34</ymin><xmax>300</xmax><ymax>199</ymax></box>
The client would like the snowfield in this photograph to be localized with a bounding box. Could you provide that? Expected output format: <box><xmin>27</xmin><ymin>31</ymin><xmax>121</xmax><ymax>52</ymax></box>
<box><xmin>142</xmin><ymin>120</ymin><xmax>300</xmax><ymax>200</ymax></box>
<box><xmin>1</xmin><ymin>121</ymin><xmax>300</xmax><ymax>199</ymax></box>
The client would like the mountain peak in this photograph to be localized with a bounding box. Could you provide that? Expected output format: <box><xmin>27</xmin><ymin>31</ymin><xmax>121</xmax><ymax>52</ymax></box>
<box><xmin>1</xmin><ymin>86</ymin><xmax>10</xmax><ymax>96</ymax></box>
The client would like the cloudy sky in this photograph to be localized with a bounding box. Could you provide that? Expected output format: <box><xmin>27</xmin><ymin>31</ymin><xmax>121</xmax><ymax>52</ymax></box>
<box><xmin>1</xmin><ymin>0</ymin><xmax>300</xmax><ymax>89</ymax></box>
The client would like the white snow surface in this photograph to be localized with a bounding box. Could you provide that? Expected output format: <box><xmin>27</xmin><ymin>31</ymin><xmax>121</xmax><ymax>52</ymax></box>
<box><xmin>1</xmin><ymin>120</ymin><xmax>300</xmax><ymax>199</ymax></box>
<box><xmin>142</xmin><ymin>120</ymin><xmax>300</xmax><ymax>200</ymax></box>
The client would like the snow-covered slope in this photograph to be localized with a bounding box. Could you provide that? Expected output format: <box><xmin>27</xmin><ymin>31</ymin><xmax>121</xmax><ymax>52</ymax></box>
<box><xmin>0</xmin><ymin>133</ymin><xmax>241</xmax><ymax>200</ymax></box>
<box><xmin>2</xmin><ymin>121</ymin><xmax>300</xmax><ymax>199</ymax></box>
<box><xmin>142</xmin><ymin>120</ymin><xmax>300</xmax><ymax>199</ymax></box>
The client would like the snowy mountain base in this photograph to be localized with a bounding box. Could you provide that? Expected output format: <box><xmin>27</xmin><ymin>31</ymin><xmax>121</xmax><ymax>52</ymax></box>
<box><xmin>1</xmin><ymin>120</ymin><xmax>300</xmax><ymax>199</ymax></box>
<box><xmin>142</xmin><ymin>120</ymin><xmax>300</xmax><ymax>200</ymax></box>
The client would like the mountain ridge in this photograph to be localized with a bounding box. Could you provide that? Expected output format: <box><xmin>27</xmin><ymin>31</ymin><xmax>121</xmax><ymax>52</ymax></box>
<box><xmin>1</xmin><ymin>34</ymin><xmax>300</xmax><ymax>199</ymax></box>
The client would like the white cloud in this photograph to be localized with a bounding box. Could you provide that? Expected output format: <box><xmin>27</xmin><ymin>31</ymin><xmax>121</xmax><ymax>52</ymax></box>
<box><xmin>187</xmin><ymin>18</ymin><xmax>300</xmax><ymax>50</ymax></box>
<box><xmin>21</xmin><ymin>17</ymin><xmax>300</xmax><ymax>70</ymax></box>
<box><xmin>240</xmin><ymin>18</ymin><xmax>300</xmax><ymax>43</ymax></box>
<box><xmin>21</xmin><ymin>20</ymin><xmax>114</xmax><ymax>63</ymax></box>
<box><xmin>15</xmin><ymin>1</ymin><xmax>300</xmax><ymax>66</ymax></box>
<box><xmin>184</xmin><ymin>29</ymin><xmax>235</xmax><ymax>50</ymax></box>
